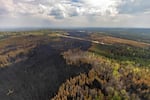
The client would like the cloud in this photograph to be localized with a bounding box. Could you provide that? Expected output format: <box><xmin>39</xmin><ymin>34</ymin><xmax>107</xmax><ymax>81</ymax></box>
<box><xmin>0</xmin><ymin>0</ymin><xmax>14</xmax><ymax>15</ymax></box>
<box><xmin>119</xmin><ymin>0</ymin><xmax>150</xmax><ymax>14</ymax></box>
<box><xmin>0</xmin><ymin>7</ymin><xmax>8</xmax><ymax>15</ymax></box>
<box><xmin>0</xmin><ymin>0</ymin><xmax>122</xmax><ymax>18</ymax></box>
<box><xmin>1</xmin><ymin>0</ymin><xmax>150</xmax><ymax>17</ymax></box>
<box><xmin>42</xmin><ymin>0</ymin><xmax>122</xmax><ymax>18</ymax></box>
<box><xmin>79</xmin><ymin>0</ymin><xmax>121</xmax><ymax>15</ymax></box>
<box><xmin>0</xmin><ymin>0</ymin><xmax>150</xmax><ymax>28</ymax></box>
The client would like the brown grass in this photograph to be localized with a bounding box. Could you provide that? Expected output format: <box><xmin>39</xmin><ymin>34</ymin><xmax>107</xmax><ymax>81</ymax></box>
<box><xmin>91</xmin><ymin>34</ymin><xmax>150</xmax><ymax>48</ymax></box>
<box><xmin>0</xmin><ymin>35</ymin><xmax>52</xmax><ymax>67</ymax></box>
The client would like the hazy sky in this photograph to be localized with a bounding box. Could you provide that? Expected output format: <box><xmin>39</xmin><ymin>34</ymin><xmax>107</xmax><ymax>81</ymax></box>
<box><xmin>0</xmin><ymin>0</ymin><xmax>150</xmax><ymax>28</ymax></box>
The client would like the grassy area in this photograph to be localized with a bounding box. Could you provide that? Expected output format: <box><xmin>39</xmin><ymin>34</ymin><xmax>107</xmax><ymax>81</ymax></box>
<box><xmin>90</xmin><ymin>33</ymin><xmax>150</xmax><ymax>48</ymax></box>
<box><xmin>0</xmin><ymin>33</ymin><xmax>60</xmax><ymax>68</ymax></box>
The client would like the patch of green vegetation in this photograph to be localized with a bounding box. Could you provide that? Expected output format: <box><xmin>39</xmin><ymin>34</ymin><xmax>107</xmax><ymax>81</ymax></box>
<box><xmin>113</xmin><ymin>63</ymin><xmax>120</xmax><ymax>79</ymax></box>
<box><xmin>112</xmin><ymin>91</ymin><xmax>122</xmax><ymax>100</ymax></box>
<box><xmin>89</xmin><ymin>44</ymin><xmax>150</xmax><ymax>67</ymax></box>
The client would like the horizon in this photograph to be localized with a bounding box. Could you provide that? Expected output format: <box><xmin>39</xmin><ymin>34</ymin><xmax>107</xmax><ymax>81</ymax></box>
<box><xmin>0</xmin><ymin>27</ymin><xmax>150</xmax><ymax>32</ymax></box>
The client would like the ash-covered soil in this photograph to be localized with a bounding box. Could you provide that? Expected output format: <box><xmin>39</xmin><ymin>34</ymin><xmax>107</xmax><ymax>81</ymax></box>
<box><xmin>0</xmin><ymin>35</ymin><xmax>91</xmax><ymax>100</ymax></box>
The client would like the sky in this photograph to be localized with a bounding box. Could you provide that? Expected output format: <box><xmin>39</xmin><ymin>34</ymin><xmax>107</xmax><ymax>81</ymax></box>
<box><xmin>0</xmin><ymin>0</ymin><xmax>150</xmax><ymax>28</ymax></box>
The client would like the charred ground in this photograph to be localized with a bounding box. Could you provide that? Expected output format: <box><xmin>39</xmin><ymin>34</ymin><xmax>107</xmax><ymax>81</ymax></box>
<box><xmin>0</xmin><ymin>34</ymin><xmax>91</xmax><ymax>100</ymax></box>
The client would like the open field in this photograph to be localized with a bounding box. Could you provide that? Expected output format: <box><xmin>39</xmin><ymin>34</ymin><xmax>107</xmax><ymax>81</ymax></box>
<box><xmin>91</xmin><ymin>34</ymin><xmax>150</xmax><ymax>48</ymax></box>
